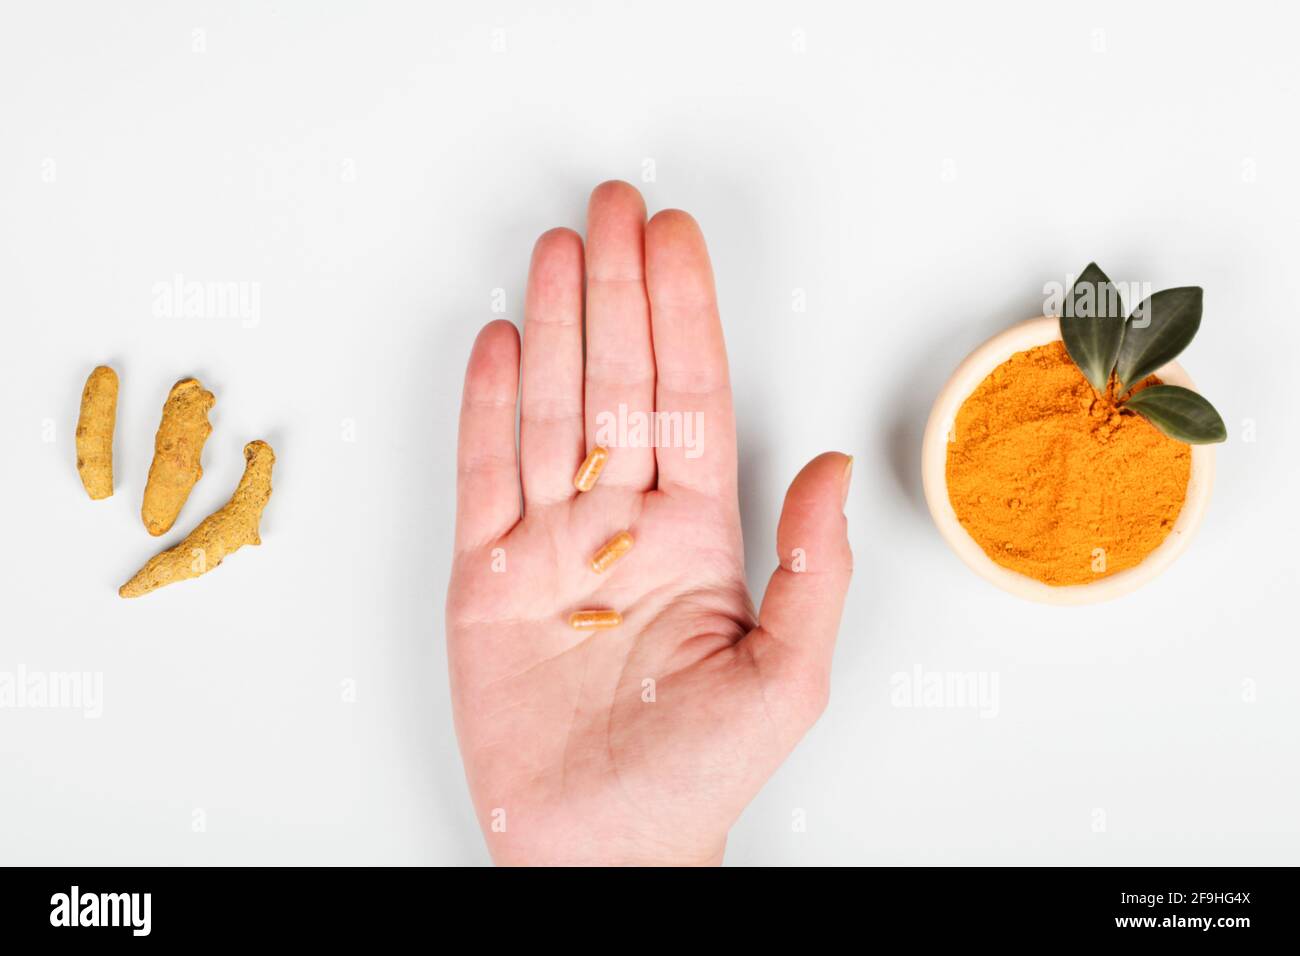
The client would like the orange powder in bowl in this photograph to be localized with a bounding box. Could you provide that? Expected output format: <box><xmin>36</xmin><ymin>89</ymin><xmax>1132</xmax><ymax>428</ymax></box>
<box><xmin>945</xmin><ymin>342</ymin><xmax>1191</xmax><ymax>586</ymax></box>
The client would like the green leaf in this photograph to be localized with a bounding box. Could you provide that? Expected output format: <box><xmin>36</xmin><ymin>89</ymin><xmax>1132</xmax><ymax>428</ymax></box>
<box><xmin>1124</xmin><ymin>385</ymin><xmax>1227</xmax><ymax>444</ymax></box>
<box><xmin>1060</xmin><ymin>262</ymin><xmax>1126</xmax><ymax>391</ymax></box>
<box><xmin>1116</xmin><ymin>287</ymin><xmax>1203</xmax><ymax>390</ymax></box>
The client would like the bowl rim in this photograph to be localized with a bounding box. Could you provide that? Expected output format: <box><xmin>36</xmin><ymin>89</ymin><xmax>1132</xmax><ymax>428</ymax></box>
<box><xmin>920</xmin><ymin>316</ymin><xmax>1215</xmax><ymax>605</ymax></box>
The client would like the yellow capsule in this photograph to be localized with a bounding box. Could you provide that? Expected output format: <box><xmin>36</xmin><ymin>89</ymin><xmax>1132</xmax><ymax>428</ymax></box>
<box><xmin>569</xmin><ymin>609</ymin><xmax>622</xmax><ymax>631</ymax></box>
<box><xmin>590</xmin><ymin>530</ymin><xmax>634</xmax><ymax>573</ymax></box>
<box><xmin>573</xmin><ymin>446</ymin><xmax>610</xmax><ymax>492</ymax></box>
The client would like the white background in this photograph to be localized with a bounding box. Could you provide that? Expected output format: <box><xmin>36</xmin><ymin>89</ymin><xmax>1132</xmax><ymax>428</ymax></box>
<box><xmin>2</xmin><ymin>0</ymin><xmax>1297</xmax><ymax>865</ymax></box>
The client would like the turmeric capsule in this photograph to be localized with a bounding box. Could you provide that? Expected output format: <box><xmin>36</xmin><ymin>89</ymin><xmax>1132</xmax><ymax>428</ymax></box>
<box><xmin>569</xmin><ymin>609</ymin><xmax>622</xmax><ymax>631</ymax></box>
<box><xmin>573</xmin><ymin>446</ymin><xmax>609</xmax><ymax>492</ymax></box>
<box><xmin>590</xmin><ymin>531</ymin><xmax>634</xmax><ymax>573</ymax></box>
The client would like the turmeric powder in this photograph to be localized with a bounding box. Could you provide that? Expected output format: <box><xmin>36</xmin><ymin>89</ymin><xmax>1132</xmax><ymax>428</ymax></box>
<box><xmin>946</xmin><ymin>342</ymin><xmax>1190</xmax><ymax>586</ymax></box>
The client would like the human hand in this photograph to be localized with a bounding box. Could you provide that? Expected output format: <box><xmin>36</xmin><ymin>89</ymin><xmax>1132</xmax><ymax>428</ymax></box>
<box><xmin>446</xmin><ymin>182</ymin><xmax>853</xmax><ymax>866</ymax></box>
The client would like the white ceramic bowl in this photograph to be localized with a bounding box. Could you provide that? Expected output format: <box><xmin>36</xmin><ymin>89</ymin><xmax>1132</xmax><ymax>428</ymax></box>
<box><xmin>921</xmin><ymin>316</ymin><xmax>1215</xmax><ymax>604</ymax></box>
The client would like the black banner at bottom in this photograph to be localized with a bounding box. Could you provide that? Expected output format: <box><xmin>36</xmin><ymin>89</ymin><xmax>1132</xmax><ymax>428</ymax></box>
<box><xmin>0</xmin><ymin>866</ymin><xmax>1288</xmax><ymax>943</ymax></box>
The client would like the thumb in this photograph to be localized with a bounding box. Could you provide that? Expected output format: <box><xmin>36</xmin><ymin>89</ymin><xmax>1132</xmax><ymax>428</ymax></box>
<box><xmin>744</xmin><ymin>451</ymin><xmax>854</xmax><ymax>726</ymax></box>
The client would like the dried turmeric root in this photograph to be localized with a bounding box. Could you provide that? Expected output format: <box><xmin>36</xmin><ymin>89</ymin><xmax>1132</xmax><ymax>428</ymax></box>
<box><xmin>142</xmin><ymin>377</ymin><xmax>215</xmax><ymax>536</ymax></box>
<box><xmin>120</xmin><ymin>440</ymin><xmax>275</xmax><ymax>598</ymax></box>
<box><xmin>75</xmin><ymin>365</ymin><xmax>119</xmax><ymax>500</ymax></box>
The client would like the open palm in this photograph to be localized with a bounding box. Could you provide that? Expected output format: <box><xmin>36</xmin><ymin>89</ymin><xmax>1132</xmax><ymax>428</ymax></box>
<box><xmin>446</xmin><ymin>182</ymin><xmax>853</xmax><ymax>865</ymax></box>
